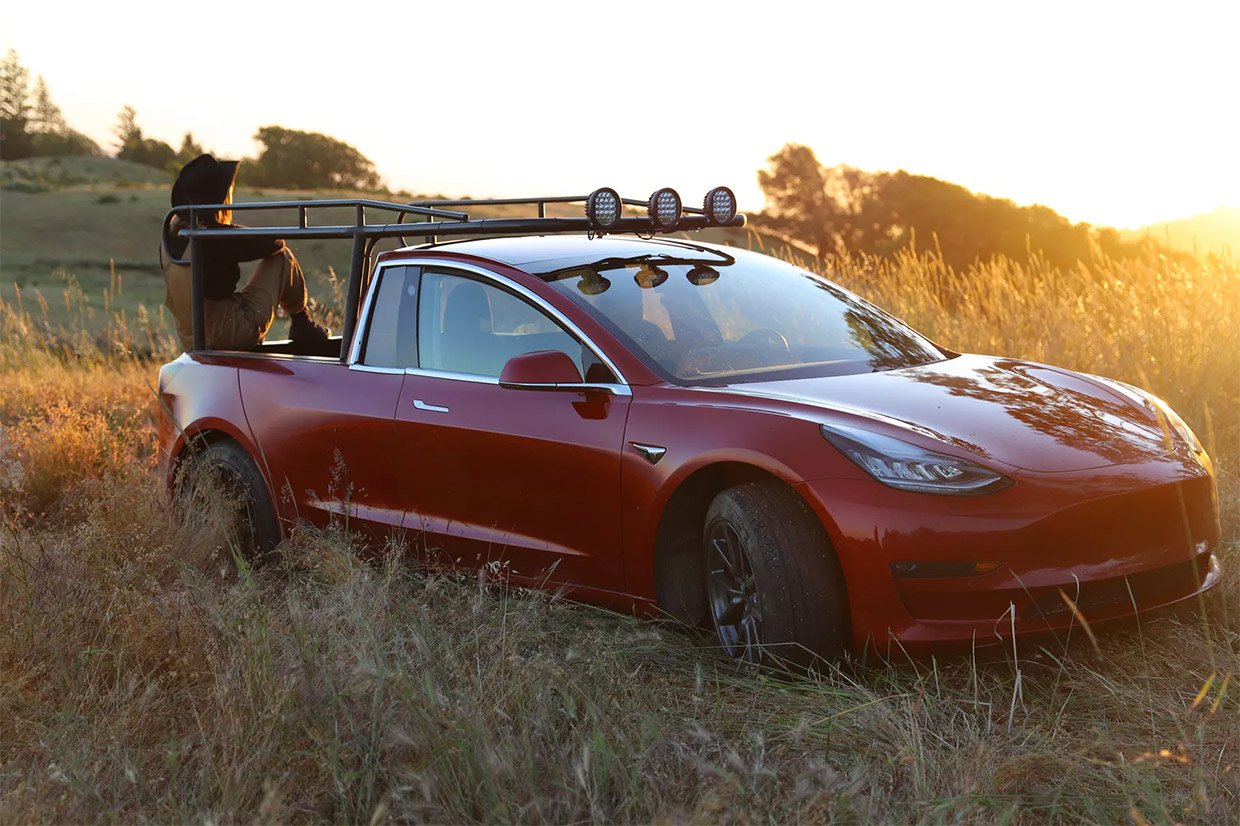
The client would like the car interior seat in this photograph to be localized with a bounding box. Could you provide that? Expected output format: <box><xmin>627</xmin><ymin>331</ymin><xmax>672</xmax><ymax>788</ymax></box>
<box><xmin>440</xmin><ymin>281</ymin><xmax>496</xmax><ymax>374</ymax></box>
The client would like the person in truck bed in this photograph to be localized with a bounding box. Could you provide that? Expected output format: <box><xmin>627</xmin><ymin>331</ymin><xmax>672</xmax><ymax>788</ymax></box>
<box><xmin>160</xmin><ymin>153</ymin><xmax>330</xmax><ymax>352</ymax></box>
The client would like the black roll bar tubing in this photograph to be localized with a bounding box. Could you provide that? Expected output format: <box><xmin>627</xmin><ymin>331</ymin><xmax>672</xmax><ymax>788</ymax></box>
<box><xmin>340</xmin><ymin>206</ymin><xmax>370</xmax><ymax>359</ymax></box>
<box><xmin>162</xmin><ymin>197</ymin><xmax>469</xmax><ymax>264</ymax></box>
<box><xmin>174</xmin><ymin>214</ymin><xmax>738</xmax><ymax>246</ymax></box>
<box><xmin>167</xmin><ymin>197</ymin><xmax>745</xmax><ymax>355</ymax></box>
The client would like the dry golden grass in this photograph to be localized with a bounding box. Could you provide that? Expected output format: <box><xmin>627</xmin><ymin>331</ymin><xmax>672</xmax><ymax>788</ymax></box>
<box><xmin>0</xmin><ymin>243</ymin><xmax>1237</xmax><ymax>823</ymax></box>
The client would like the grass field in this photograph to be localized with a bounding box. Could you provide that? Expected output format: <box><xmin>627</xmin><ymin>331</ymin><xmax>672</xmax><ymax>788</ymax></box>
<box><xmin>1</xmin><ymin>161</ymin><xmax>1238</xmax><ymax>822</ymax></box>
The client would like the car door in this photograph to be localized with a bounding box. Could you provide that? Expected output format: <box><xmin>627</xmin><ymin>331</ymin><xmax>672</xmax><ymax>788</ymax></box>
<box><xmin>238</xmin><ymin>265</ymin><xmax>416</xmax><ymax>539</ymax></box>
<box><xmin>394</xmin><ymin>263</ymin><xmax>632</xmax><ymax>594</ymax></box>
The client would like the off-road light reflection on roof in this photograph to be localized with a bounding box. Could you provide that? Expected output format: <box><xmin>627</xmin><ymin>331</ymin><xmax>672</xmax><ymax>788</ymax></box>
<box><xmin>576</xmin><ymin>269</ymin><xmax>611</xmax><ymax>295</ymax></box>
<box><xmin>634</xmin><ymin>264</ymin><xmax>669</xmax><ymax>288</ymax></box>
<box><xmin>686</xmin><ymin>265</ymin><xmax>720</xmax><ymax>286</ymax></box>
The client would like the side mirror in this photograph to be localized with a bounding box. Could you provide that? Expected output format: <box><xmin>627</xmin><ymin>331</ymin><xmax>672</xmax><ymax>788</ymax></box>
<box><xmin>499</xmin><ymin>350</ymin><xmax>584</xmax><ymax>390</ymax></box>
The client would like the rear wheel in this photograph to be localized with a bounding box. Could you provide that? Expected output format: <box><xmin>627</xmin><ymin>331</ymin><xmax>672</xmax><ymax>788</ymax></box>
<box><xmin>703</xmin><ymin>481</ymin><xmax>848</xmax><ymax>669</ymax></box>
<box><xmin>179</xmin><ymin>439</ymin><xmax>281</xmax><ymax>566</ymax></box>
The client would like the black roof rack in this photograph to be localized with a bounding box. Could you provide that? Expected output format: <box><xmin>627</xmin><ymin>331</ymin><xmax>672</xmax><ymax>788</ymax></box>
<box><xmin>162</xmin><ymin>189</ymin><xmax>746</xmax><ymax>357</ymax></box>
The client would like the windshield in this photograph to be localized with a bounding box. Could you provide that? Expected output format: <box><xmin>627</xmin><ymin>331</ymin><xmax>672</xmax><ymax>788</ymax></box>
<box><xmin>541</xmin><ymin>246</ymin><xmax>946</xmax><ymax>384</ymax></box>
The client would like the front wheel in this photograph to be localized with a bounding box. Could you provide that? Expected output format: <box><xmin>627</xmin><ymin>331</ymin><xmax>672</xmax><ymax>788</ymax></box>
<box><xmin>704</xmin><ymin>481</ymin><xmax>848</xmax><ymax>669</ymax></box>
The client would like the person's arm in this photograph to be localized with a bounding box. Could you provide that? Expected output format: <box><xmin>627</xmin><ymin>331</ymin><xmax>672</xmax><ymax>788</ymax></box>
<box><xmin>164</xmin><ymin>215</ymin><xmax>189</xmax><ymax>259</ymax></box>
<box><xmin>214</xmin><ymin>233</ymin><xmax>288</xmax><ymax>263</ymax></box>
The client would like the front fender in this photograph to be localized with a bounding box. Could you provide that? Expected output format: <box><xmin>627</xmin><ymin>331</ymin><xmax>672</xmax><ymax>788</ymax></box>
<box><xmin>620</xmin><ymin>385</ymin><xmax>865</xmax><ymax>600</ymax></box>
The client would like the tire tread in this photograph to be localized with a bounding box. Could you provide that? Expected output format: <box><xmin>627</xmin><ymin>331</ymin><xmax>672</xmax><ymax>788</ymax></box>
<box><xmin>706</xmin><ymin>480</ymin><xmax>848</xmax><ymax>666</ymax></box>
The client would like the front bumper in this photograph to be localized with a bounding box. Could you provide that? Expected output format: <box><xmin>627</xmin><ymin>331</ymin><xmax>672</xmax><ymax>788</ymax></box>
<box><xmin>881</xmin><ymin>551</ymin><xmax>1220</xmax><ymax>653</ymax></box>
<box><xmin>796</xmin><ymin>457</ymin><xmax>1223</xmax><ymax>654</ymax></box>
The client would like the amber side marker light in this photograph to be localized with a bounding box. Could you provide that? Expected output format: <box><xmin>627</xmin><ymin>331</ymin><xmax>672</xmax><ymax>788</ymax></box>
<box><xmin>891</xmin><ymin>561</ymin><xmax>1006</xmax><ymax>579</ymax></box>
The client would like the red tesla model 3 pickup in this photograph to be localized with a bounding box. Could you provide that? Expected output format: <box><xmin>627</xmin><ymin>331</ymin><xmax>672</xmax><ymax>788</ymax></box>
<box><xmin>157</xmin><ymin>189</ymin><xmax>1221</xmax><ymax>666</ymax></box>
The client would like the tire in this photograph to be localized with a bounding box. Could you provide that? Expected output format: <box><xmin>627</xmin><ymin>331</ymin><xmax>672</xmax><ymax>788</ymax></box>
<box><xmin>703</xmin><ymin>481</ymin><xmax>848</xmax><ymax>669</ymax></box>
<box><xmin>180</xmin><ymin>439</ymin><xmax>281</xmax><ymax>566</ymax></box>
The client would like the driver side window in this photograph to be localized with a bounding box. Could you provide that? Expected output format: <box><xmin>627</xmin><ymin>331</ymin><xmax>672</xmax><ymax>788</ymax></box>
<box><xmin>417</xmin><ymin>270</ymin><xmax>605</xmax><ymax>379</ymax></box>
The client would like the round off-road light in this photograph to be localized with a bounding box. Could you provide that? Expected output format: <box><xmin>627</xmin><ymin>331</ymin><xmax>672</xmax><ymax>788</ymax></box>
<box><xmin>585</xmin><ymin>187</ymin><xmax>622</xmax><ymax>229</ymax></box>
<box><xmin>685</xmin><ymin>265</ymin><xmax>720</xmax><ymax>286</ymax></box>
<box><xmin>647</xmin><ymin>187</ymin><xmax>682</xmax><ymax>229</ymax></box>
<box><xmin>634</xmin><ymin>264</ymin><xmax>668</xmax><ymax>289</ymax></box>
<box><xmin>703</xmin><ymin>186</ymin><xmax>737</xmax><ymax>224</ymax></box>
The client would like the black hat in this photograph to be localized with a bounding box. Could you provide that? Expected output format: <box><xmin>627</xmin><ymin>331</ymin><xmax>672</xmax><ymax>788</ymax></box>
<box><xmin>171</xmin><ymin>153</ymin><xmax>240</xmax><ymax>207</ymax></box>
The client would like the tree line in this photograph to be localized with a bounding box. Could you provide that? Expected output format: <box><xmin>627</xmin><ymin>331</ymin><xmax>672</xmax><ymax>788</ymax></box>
<box><xmin>0</xmin><ymin>49</ymin><xmax>100</xmax><ymax>159</ymax></box>
<box><xmin>1</xmin><ymin>50</ymin><xmax>380</xmax><ymax>191</ymax></box>
<box><xmin>756</xmin><ymin>144</ymin><xmax>1172</xmax><ymax>270</ymax></box>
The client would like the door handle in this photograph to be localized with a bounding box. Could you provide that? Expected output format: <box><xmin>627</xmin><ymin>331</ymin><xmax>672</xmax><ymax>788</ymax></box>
<box><xmin>413</xmin><ymin>399</ymin><xmax>450</xmax><ymax>413</ymax></box>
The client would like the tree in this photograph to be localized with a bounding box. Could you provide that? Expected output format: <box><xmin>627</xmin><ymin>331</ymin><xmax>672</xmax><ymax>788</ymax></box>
<box><xmin>175</xmin><ymin>131</ymin><xmax>204</xmax><ymax>163</ymax></box>
<box><xmin>0</xmin><ymin>53</ymin><xmax>99</xmax><ymax>159</ymax></box>
<box><xmin>757</xmin><ymin>144</ymin><xmax>834</xmax><ymax>256</ymax></box>
<box><xmin>0</xmin><ymin>48</ymin><xmax>32</xmax><ymax>159</ymax></box>
<box><xmin>25</xmin><ymin>74</ymin><xmax>100</xmax><ymax>156</ymax></box>
<box><xmin>0</xmin><ymin>49</ymin><xmax>29</xmax><ymax>120</ymax></box>
<box><xmin>29</xmin><ymin>75</ymin><xmax>64</xmax><ymax>134</ymax></box>
<box><xmin>112</xmin><ymin>104</ymin><xmax>140</xmax><ymax>155</ymax></box>
<box><xmin>113</xmin><ymin>105</ymin><xmax>175</xmax><ymax>169</ymax></box>
<box><xmin>756</xmin><ymin>142</ymin><xmax>1167</xmax><ymax>270</ymax></box>
<box><xmin>756</xmin><ymin>144</ymin><xmax>880</xmax><ymax>257</ymax></box>
<box><xmin>245</xmin><ymin>125</ymin><xmax>381</xmax><ymax>190</ymax></box>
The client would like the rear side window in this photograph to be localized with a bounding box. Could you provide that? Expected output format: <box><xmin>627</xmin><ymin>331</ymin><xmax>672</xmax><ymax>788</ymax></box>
<box><xmin>362</xmin><ymin>265</ymin><xmax>418</xmax><ymax>367</ymax></box>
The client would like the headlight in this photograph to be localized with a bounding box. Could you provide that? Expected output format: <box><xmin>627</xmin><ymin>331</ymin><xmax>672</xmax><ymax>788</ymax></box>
<box><xmin>820</xmin><ymin>422</ymin><xmax>1012</xmax><ymax>496</ymax></box>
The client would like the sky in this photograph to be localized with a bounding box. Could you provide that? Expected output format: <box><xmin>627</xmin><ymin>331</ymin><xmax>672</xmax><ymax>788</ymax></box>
<box><xmin>4</xmin><ymin>0</ymin><xmax>1238</xmax><ymax>229</ymax></box>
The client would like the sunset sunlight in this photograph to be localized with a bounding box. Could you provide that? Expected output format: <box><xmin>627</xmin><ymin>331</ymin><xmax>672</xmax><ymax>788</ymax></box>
<box><xmin>2</xmin><ymin>3</ymin><xmax>1236</xmax><ymax>823</ymax></box>
<box><xmin>4</xmin><ymin>1</ymin><xmax>1237</xmax><ymax>227</ymax></box>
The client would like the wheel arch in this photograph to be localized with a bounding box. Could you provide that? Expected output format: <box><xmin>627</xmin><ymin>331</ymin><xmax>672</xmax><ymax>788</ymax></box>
<box><xmin>168</xmin><ymin>420</ymin><xmax>261</xmax><ymax>493</ymax></box>
<box><xmin>653</xmin><ymin>460</ymin><xmax>833</xmax><ymax>624</ymax></box>
<box><xmin>172</xmin><ymin>430</ymin><xmax>286</xmax><ymax>562</ymax></box>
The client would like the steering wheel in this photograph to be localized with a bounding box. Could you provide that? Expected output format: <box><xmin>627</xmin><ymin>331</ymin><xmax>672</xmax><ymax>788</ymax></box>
<box><xmin>738</xmin><ymin>328</ymin><xmax>790</xmax><ymax>354</ymax></box>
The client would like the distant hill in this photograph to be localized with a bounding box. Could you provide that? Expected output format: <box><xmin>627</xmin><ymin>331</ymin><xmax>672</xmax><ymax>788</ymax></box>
<box><xmin>1130</xmin><ymin>206</ymin><xmax>1240</xmax><ymax>258</ymax></box>
<box><xmin>1</xmin><ymin>155</ymin><xmax>172</xmax><ymax>192</ymax></box>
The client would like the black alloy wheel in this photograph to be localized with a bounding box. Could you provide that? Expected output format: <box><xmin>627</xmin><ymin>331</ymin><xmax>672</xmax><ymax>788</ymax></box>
<box><xmin>705</xmin><ymin>519</ymin><xmax>764</xmax><ymax>664</ymax></box>
<box><xmin>701</xmin><ymin>481</ymin><xmax>851</xmax><ymax>670</ymax></box>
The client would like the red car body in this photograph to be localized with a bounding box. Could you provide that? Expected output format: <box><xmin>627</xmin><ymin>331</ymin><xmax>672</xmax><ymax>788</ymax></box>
<box><xmin>156</xmin><ymin>236</ymin><xmax>1222</xmax><ymax>655</ymax></box>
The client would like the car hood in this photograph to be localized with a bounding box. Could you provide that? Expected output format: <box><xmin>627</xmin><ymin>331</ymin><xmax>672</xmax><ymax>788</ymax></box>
<box><xmin>731</xmin><ymin>355</ymin><xmax>1172</xmax><ymax>472</ymax></box>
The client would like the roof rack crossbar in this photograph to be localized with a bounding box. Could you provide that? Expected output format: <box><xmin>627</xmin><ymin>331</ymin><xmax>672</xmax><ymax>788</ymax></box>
<box><xmin>167</xmin><ymin>216</ymin><xmax>742</xmax><ymax>262</ymax></box>
<box><xmin>169</xmin><ymin>197</ymin><xmax>469</xmax><ymax>221</ymax></box>
<box><xmin>408</xmin><ymin>194</ymin><xmax>710</xmax><ymax>218</ymax></box>
<box><xmin>412</xmin><ymin>195</ymin><xmax>586</xmax><ymax>207</ymax></box>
